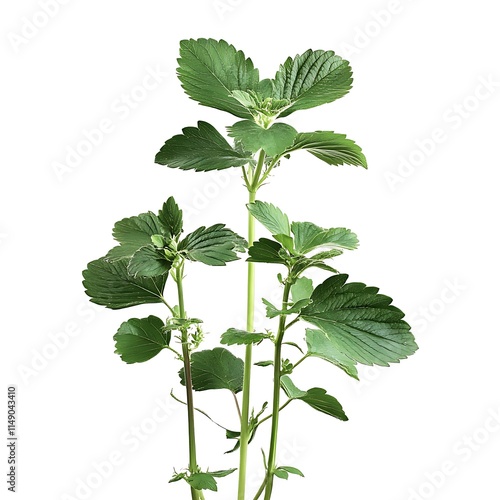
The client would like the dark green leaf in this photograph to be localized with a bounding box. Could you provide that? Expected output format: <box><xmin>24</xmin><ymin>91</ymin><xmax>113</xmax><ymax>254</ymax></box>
<box><xmin>291</xmin><ymin>277</ymin><xmax>314</xmax><ymax>302</ymax></box>
<box><xmin>247</xmin><ymin>238</ymin><xmax>288</xmax><ymax>264</ymax></box>
<box><xmin>285</xmin><ymin>132</ymin><xmax>367</xmax><ymax>168</ymax></box>
<box><xmin>113</xmin><ymin>316</ymin><xmax>169</xmax><ymax>363</ymax></box>
<box><xmin>273</xmin><ymin>49</ymin><xmax>352</xmax><ymax>117</ymax></box>
<box><xmin>105</xmin><ymin>212</ymin><xmax>165</xmax><ymax>261</ymax></box>
<box><xmin>300</xmin><ymin>274</ymin><xmax>418</xmax><ymax>366</ymax></box>
<box><xmin>158</xmin><ymin>196</ymin><xmax>183</xmax><ymax>237</ymax></box>
<box><xmin>128</xmin><ymin>246</ymin><xmax>172</xmax><ymax>278</ymax></box>
<box><xmin>82</xmin><ymin>258</ymin><xmax>166</xmax><ymax>309</ymax></box>
<box><xmin>247</xmin><ymin>201</ymin><xmax>290</xmax><ymax>236</ymax></box>
<box><xmin>227</xmin><ymin>121</ymin><xmax>297</xmax><ymax>157</ymax></box>
<box><xmin>180</xmin><ymin>348</ymin><xmax>244</xmax><ymax>393</ymax></box>
<box><xmin>291</xmin><ymin>222</ymin><xmax>358</xmax><ymax>254</ymax></box>
<box><xmin>305</xmin><ymin>329</ymin><xmax>358</xmax><ymax>379</ymax></box>
<box><xmin>179</xmin><ymin>224</ymin><xmax>246</xmax><ymax>266</ymax></box>
<box><xmin>220</xmin><ymin>328</ymin><xmax>269</xmax><ymax>346</ymax></box>
<box><xmin>155</xmin><ymin>121</ymin><xmax>251</xmax><ymax>172</ymax></box>
<box><xmin>281</xmin><ymin>376</ymin><xmax>347</xmax><ymax>421</ymax></box>
<box><xmin>187</xmin><ymin>473</ymin><xmax>217</xmax><ymax>492</ymax></box>
<box><xmin>177</xmin><ymin>38</ymin><xmax>260</xmax><ymax>118</ymax></box>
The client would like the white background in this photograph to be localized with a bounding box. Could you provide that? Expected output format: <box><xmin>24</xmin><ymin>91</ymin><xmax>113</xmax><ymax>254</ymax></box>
<box><xmin>2</xmin><ymin>1</ymin><xmax>499</xmax><ymax>499</ymax></box>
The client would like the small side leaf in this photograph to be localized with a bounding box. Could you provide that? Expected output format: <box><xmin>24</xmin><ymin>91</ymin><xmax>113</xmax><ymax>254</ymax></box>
<box><xmin>291</xmin><ymin>222</ymin><xmax>358</xmax><ymax>254</ymax></box>
<box><xmin>158</xmin><ymin>196</ymin><xmax>183</xmax><ymax>237</ymax></box>
<box><xmin>291</xmin><ymin>277</ymin><xmax>314</xmax><ymax>302</ymax></box>
<box><xmin>221</xmin><ymin>328</ymin><xmax>269</xmax><ymax>346</ymax></box>
<box><xmin>187</xmin><ymin>473</ymin><xmax>218</xmax><ymax>492</ymax></box>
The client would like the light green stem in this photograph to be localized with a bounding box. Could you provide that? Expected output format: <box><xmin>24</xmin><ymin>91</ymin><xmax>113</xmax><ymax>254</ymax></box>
<box><xmin>176</xmin><ymin>264</ymin><xmax>205</xmax><ymax>500</ymax></box>
<box><xmin>238</xmin><ymin>150</ymin><xmax>266</xmax><ymax>500</ymax></box>
<box><xmin>263</xmin><ymin>281</ymin><xmax>292</xmax><ymax>500</ymax></box>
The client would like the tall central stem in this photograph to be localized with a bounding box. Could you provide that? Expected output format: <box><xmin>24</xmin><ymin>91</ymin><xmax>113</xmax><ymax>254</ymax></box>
<box><xmin>176</xmin><ymin>264</ymin><xmax>204</xmax><ymax>500</ymax></box>
<box><xmin>264</xmin><ymin>281</ymin><xmax>292</xmax><ymax>500</ymax></box>
<box><xmin>238</xmin><ymin>150</ymin><xmax>265</xmax><ymax>500</ymax></box>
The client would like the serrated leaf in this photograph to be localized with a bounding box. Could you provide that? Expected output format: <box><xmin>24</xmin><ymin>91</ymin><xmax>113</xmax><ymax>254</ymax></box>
<box><xmin>221</xmin><ymin>328</ymin><xmax>269</xmax><ymax>346</ymax></box>
<box><xmin>158</xmin><ymin>196</ymin><xmax>183</xmax><ymax>237</ymax></box>
<box><xmin>105</xmin><ymin>212</ymin><xmax>165</xmax><ymax>261</ymax></box>
<box><xmin>113</xmin><ymin>316</ymin><xmax>169</xmax><ymax>364</ymax></box>
<box><xmin>247</xmin><ymin>238</ymin><xmax>288</xmax><ymax>264</ymax></box>
<box><xmin>305</xmin><ymin>328</ymin><xmax>359</xmax><ymax>379</ymax></box>
<box><xmin>179</xmin><ymin>224</ymin><xmax>246</xmax><ymax>266</ymax></box>
<box><xmin>291</xmin><ymin>222</ymin><xmax>358</xmax><ymax>254</ymax></box>
<box><xmin>128</xmin><ymin>245</ymin><xmax>172</xmax><ymax>278</ymax></box>
<box><xmin>273</xmin><ymin>49</ymin><xmax>352</xmax><ymax>117</ymax></box>
<box><xmin>285</xmin><ymin>131</ymin><xmax>367</xmax><ymax>168</ymax></box>
<box><xmin>155</xmin><ymin>121</ymin><xmax>252</xmax><ymax>172</ymax></box>
<box><xmin>291</xmin><ymin>277</ymin><xmax>314</xmax><ymax>302</ymax></box>
<box><xmin>82</xmin><ymin>258</ymin><xmax>166</xmax><ymax>309</ymax></box>
<box><xmin>247</xmin><ymin>201</ymin><xmax>290</xmax><ymax>236</ymax></box>
<box><xmin>180</xmin><ymin>348</ymin><xmax>244</xmax><ymax>393</ymax></box>
<box><xmin>227</xmin><ymin>121</ymin><xmax>297</xmax><ymax>157</ymax></box>
<box><xmin>187</xmin><ymin>473</ymin><xmax>218</xmax><ymax>492</ymax></box>
<box><xmin>281</xmin><ymin>376</ymin><xmax>347</xmax><ymax>421</ymax></box>
<box><xmin>300</xmin><ymin>274</ymin><xmax>418</xmax><ymax>366</ymax></box>
<box><xmin>177</xmin><ymin>38</ymin><xmax>260</xmax><ymax>118</ymax></box>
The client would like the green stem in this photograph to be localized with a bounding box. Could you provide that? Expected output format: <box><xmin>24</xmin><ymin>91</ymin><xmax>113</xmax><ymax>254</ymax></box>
<box><xmin>176</xmin><ymin>263</ymin><xmax>204</xmax><ymax>500</ymax></box>
<box><xmin>252</xmin><ymin>476</ymin><xmax>268</xmax><ymax>500</ymax></box>
<box><xmin>263</xmin><ymin>281</ymin><xmax>292</xmax><ymax>500</ymax></box>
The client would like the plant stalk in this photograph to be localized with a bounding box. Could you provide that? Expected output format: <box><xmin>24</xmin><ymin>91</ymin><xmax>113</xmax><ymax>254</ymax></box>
<box><xmin>263</xmin><ymin>281</ymin><xmax>292</xmax><ymax>500</ymax></box>
<box><xmin>238</xmin><ymin>149</ymin><xmax>266</xmax><ymax>500</ymax></box>
<box><xmin>176</xmin><ymin>263</ymin><xmax>204</xmax><ymax>500</ymax></box>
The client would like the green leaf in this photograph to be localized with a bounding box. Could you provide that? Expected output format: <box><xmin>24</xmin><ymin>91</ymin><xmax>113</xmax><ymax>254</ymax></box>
<box><xmin>105</xmin><ymin>212</ymin><xmax>165</xmax><ymax>261</ymax></box>
<box><xmin>227</xmin><ymin>121</ymin><xmax>297</xmax><ymax>157</ymax></box>
<box><xmin>158</xmin><ymin>196</ymin><xmax>183</xmax><ymax>237</ymax></box>
<box><xmin>180</xmin><ymin>348</ymin><xmax>244</xmax><ymax>393</ymax></box>
<box><xmin>281</xmin><ymin>375</ymin><xmax>347</xmax><ymax>421</ymax></box>
<box><xmin>291</xmin><ymin>222</ymin><xmax>358</xmax><ymax>254</ymax></box>
<box><xmin>300</xmin><ymin>274</ymin><xmax>418</xmax><ymax>366</ymax></box>
<box><xmin>255</xmin><ymin>360</ymin><xmax>273</xmax><ymax>367</ymax></box>
<box><xmin>291</xmin><ymin>277</ymin><xmax>314</xmax><ymax>302</ymax></box>
<box><xmin>187</xmin><ymin>473</ymin><xmax>218</xmax><ymax>492</ymax></box>
<box><xmin>208</xmin><ymin>469</ymin><xmax>237</xmax><ymax>478</ymax></box>
<box><xmin>155</xmin><ymin>121</ymin><xmax>252</xmax><ymax>172</ymax></box>
<box><xmin>82</xmin><ymin>258</ymin><xmax>166</xmax><ymax>309</ymax></box>
<box><xmin>179</xmin><ymin>224</ymin><xmax>246</xmax><ymax>266</ymax></box>
<box><xmin>220</xmin><ymin>328</ymin><xmax>269</xmax><ymax>346</ymax></box>
<box><xmin>177</xmin><ymin>38</ymin><xmax>260</xmax><ymax>118</ymax></box>
<box><xmin>128</xmin><ymin>246</ymin><xmax>172</xmax><ymax>278</ymax></box>
<box><xmin>113</xmin><ymin>316</ymin><xmax>169</xmax><ymax>364</ymax></box>
<box><xmin>262</xmin><ymin>298</ymin><xmax>310</xmax><ymax>319</ymax></box>
<box><xmin>305</xmin><ymin>328</ymin><xmax>359</xmax><ymax>380</ymax></box>
<box><xmin>285</xmin><ymin>132</ymin><xmax>367</xmax><ymax>168</ymax></box>
<box><xmin>247</xmin><ymin>201</ymin><xmax>290</xmax><ymax>236</ymax></box>
<box><xmin>277</xmin><ymin>466</ymin><xmax>304</xmax><ymax>477</ymax></box>
<box><xmin>273</xmin><ymin>49</ymin><xmax>352</xmax><ymax>117</ymax></box>
<box><xmin>169</xmin><ymin>472</ymin><xmax>186</xmax><ymax>483</ymax></box>
<box><xmin>247</xmin><ymin>238</ymin><xmax>288</xmax><ymax>265</ymax></box>
<box><xmin>273</xmin><ymin>469</ymin><xmax>289</xmax><ymax>480</ymax></box>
